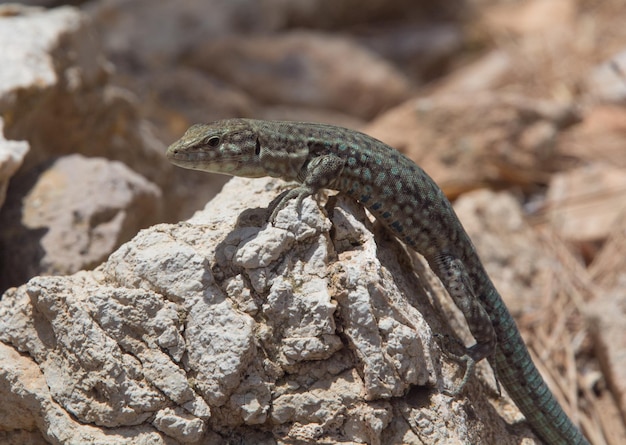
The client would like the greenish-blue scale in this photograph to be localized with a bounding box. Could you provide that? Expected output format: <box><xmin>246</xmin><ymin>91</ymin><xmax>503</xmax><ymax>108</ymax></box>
<box><xmin>362</xmin><ymin>168</ymin><xmax>372</xmax><ymax>181</ymax></box>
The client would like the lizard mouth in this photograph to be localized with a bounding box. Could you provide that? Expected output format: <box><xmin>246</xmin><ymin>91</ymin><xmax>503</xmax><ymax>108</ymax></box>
<box><xmin>166</xmin><ymin>149</ymin><xmax>221</xmax><ymax>166</ymax></box>
<box><xmin>167</xmin><ymin>151</ymin><xmax>257</xmax><ymax>176</ymax></box>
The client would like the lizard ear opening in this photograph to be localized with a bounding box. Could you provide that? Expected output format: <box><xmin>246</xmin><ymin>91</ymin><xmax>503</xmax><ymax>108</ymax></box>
<box><xmin>255</xmin><ymin>138</ymin><xmax>261</xmax><ymax>155</ymax></box>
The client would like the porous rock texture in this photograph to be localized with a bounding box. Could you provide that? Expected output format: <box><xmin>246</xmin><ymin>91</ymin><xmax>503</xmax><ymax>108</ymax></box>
<box><xmin>0</xmin><ymin>177</ymin><xmax>529</xmax><ymax>444</ymax></box>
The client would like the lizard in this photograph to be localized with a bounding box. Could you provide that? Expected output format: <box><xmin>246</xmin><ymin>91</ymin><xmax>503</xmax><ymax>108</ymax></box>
<box><xmin>166</xmin><ymin>118</ymin><xmax>589</xmax><ymax>445</ymax></box>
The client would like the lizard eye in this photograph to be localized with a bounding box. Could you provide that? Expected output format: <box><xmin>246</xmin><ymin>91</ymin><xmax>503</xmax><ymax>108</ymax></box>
<box><xmin>206</xmin><ymin>136</ymin><xmax>220</xmax><ymax>147</ymax></box>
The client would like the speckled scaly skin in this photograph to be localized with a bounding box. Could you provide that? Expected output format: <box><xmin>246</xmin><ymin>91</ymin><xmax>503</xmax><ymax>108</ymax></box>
<box><xmin>167</xmin><ymin>118</ymin><xmax>589</xmax><ymax>445</ymax></box>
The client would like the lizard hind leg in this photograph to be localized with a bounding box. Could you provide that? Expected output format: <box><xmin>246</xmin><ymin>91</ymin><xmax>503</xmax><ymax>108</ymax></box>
<box><xmin>436</xmin><ymin>333</ymin><xmax>478</xmax><ymax>396</ymax></box>
<box><xmin>432</xmin><ymin>254</ymin><xmax>499</xmax><ymax>395</ymax></box>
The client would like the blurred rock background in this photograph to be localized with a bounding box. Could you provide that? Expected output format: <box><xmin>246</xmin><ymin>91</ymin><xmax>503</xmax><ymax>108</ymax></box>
<box><xmin>0</xmin><ymin>0</ymin><xmax>625</xmax><ymax>444</ymax></box>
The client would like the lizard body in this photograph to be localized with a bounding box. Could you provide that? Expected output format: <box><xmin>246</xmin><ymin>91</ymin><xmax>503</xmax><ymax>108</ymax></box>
<box><xmin>167</xmin><ymin>118</ymin><xmax>588</xmax><ymax>445</ymax></box>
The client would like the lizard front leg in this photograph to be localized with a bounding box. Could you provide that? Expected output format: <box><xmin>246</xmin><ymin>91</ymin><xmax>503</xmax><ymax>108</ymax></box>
<box><xmin>268</xmin><ymin>154</ymin><xmax>345</xmax><ymax>223</ymax></box>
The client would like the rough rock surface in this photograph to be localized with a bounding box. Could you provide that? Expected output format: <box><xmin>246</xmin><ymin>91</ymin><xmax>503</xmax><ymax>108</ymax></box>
<box><xmin>0</xmin><ymin>177</ymin><xmax>532</xmax><ymax>444</ymax></box>
<box><xmin>0</xmin><ymin>154</ymin><xmax>162</xmax><ymax>292</ymax></box>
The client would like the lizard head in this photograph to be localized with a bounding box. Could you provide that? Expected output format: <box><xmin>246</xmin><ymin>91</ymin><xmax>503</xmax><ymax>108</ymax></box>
<box><xmin>166</xmin><ymin>119</ymin><xmax>266</xmax><ymax>177</ymax></box>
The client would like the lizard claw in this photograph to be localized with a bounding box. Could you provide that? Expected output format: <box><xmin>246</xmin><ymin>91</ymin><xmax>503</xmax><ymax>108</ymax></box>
<box><xmin>267</xmin><ymin>186</ymin><xmax>314</xmax><ymax>224</ymax></box>
<box><xmin>435</xmin><ymin>333</ymin><xmax>477</xmax><ymax>396</ymax></box>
